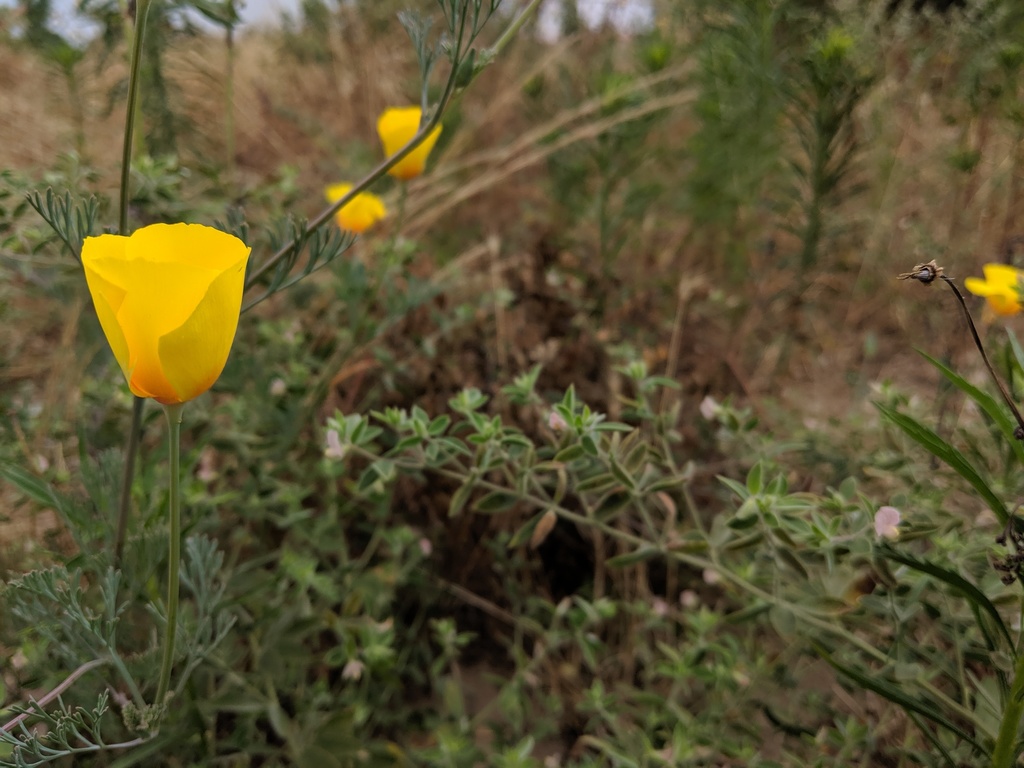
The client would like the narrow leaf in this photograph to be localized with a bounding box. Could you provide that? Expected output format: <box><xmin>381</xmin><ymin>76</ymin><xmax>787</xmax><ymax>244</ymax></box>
<box><xmin>918</xmin><ymin>350</ymin><xmax>1024</xmax><ymax>465</ymax></box>
<box><xmin>875</xmin><ymin>403</ymin><xmax>1009</xmax><ymax>525</ymax></box>
<box><xmin>877</xmin><ymin>543</ymin><xmax>1013</xmax><ymax>651</ymax></box>
<box><xmin>813</xmin><ymin>642</ymin><xmax>989</xmax><ymax>751</ymax></box>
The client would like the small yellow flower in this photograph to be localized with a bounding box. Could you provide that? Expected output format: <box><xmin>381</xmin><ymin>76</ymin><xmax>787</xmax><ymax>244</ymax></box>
<box><xmin>965</xmin><ymin>264</ymin><xmax>1024</xmax><ymax>317</ymax></box>
<box><xmin>376</xmin><ymin>106</ymin><xmax>442</xmax><ymax>180</ymax></box>
<box><xmin>82</xmin><ymin>223</ymin><xmax>251</xmax><ymax>404</ymax></box>
<box><xmin>324</xmin><ymin>183</ymin><xmax>387</xmax><ymax>234</ymax></box>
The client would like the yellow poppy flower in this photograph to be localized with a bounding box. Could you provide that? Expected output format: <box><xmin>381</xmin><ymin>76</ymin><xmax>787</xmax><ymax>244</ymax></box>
<box><xmin>964</xmin><ymin>264</ymin><xmax>1024</xmax><ymax>317</ymax></box>
<box><xmin>324</xmin><ymin>183</ymin><xmax>387</xmax><ymax>234</ymax></box>
<box><xmin>82</xmin><ymin>223</ymin><xmax>251</xmax><ymax>404</ymax></box>
<box><xmin>376</xmin><ymin>106</ymin><xmax>442</xmax><ymax>180</ymax></box>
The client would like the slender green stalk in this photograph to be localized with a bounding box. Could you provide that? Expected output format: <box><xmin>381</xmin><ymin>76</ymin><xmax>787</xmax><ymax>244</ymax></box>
<box><xmin>243</xmin><ymin>0</ymin><xmax>474</xmax><ymax>293</ymax></box>
<box><xmin>112</xmin><ymin>0</ymin><xmax>152</xmax><ymax>567</ymax></box>
<box><xmin>386</xmin><ymin>184</ymin><xmax>408</xmax><ymax>254</ymax></box>
<box><xmin>119</xmin><ymin>0</ymin><xmax>151</xmax><ymax>236</ymax></box>
<box><xmin>114</xmin><ymin>396</ymin><xmax>144</xmax><ymax>566</ymax></box>
<box><xmin>993</xmin><ymin>645</ymin><xmax>1024</xmax><ymax>767</ymax></box>
<box><xmin>489</xmin><ymin>0</ymin><xmax>543</xmax><ymax>58</ymax></box>
<box><xmin>155</xmin><ymin>403</ymin><xmax>184</xmax><ymax>706</ymax></box>
<box><xmin>242</xmin><ymin>104</ymin><xmax>450</xmax><ymax>292</ymax></box>
<box><xmin>224</xmin><ymin>22</ymin><xmax>236</xmax><ymax>178</ymax></box>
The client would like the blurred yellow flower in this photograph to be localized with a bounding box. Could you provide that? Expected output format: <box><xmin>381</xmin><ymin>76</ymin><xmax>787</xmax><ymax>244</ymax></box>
<box><xmin>82</xmin><ymin>223</ymin><xmax>251</xmax><ymax>404</ymax></box>
<box><xmin>376</xmin><ymin>106</ymin><xmax>442</xmax><ymax>180</ymax></box>
<box><xmin>325</xmin><ymin>183</ymin><xmax>387</xmax><ymax>234</ymax></box>
<box><xmin>965</xmin><ymin>264</ymin><xmax>1024</xmax><ymax>317</ymax></box>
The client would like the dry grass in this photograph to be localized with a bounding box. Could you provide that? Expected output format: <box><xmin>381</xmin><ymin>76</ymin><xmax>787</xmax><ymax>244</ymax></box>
<box><xmin>3</xmin><ymin>12</ymin><xmax>1023</xmax><ymax>529</ymax></box>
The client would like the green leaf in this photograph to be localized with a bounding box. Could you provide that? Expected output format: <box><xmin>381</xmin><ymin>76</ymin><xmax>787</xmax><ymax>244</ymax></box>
<box><xmin>594</xmin><ymin>490</ymin><xmax>631</xmax><ymax>518</ymax></box>
<box><xmin>813</xmin><ymin>642</ymin><xmax>990</xmax><ymax>751</ymax></box>
<box><xmin>508</xmin><ymin>509</ymin><xmax>553</xmax><ymax>548</ymax></box>
<box><xmin>877</xmin><ymin>543</ymin><xmax>1013</xmax><ymax>652</ymax></box>
<box><xmin>746</xmin><ymin>461</ymin><xmax>764</xmax><ymax>494</ymax></box>
<box><xmin>605</xmin><ymin>546</ymin><xmax>661</xmax><ymax>568</ymax></box>
<box><xmin>554</xmin><ymin>444</ymin><xmax>586</xmax><ymax>463</ymax></box>
<box><xmin>0</xmin><ymin>461</ymin><xmax>61</xmax><ymax>510</ymax></box>
<box><xmin>918</xmin><ymin>350</ymin><xmax>1024</xmax><ymax>465</ymax></box>
<box><xmin>575</xmin><ymin>472</ymin><xmax>617</xmax><ymax>493</ymax></box>
<box><xmin>474</xmin><ymin>491</ymin><xmax>518</xmax><ymax>513</ymax></box>
<box><xmin>875</xmin><ymin>403</ymin><xmax>1009</xmax><ymax>525</ymax></box>
<box><xmin>608</xmin><ymin>455</ymin><xmax>636</xmax><ymax>492</ymax></box>
<box><xmin>593</xmin><ymin>421</ymin><xmax>633</xmax><ymax>433</ymax></box>
<box><xmin>718</xmin><ymin>475</ymin><xmax>750</xmax><ymax>501</ymax></box>
<box><xmin>448</xmin><ymin>482</ymin><xmax>474</xmax><ymax>518</ymax></box>
<box><xmin>428</xmin><ymin>414</ymin><xmax>451</xmax><ymax>436</ymax></box>
<box><xmin>1006</xmin><ymin>329</ymin><xmax>1024</xmax><ymax>380</ymax></box>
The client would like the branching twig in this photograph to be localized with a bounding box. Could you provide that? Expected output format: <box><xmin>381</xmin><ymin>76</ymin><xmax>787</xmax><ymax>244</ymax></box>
<box><xmin>1</xmin><ymin>659</ymin><xmax>108</xmax><ymax>735</ymax></box>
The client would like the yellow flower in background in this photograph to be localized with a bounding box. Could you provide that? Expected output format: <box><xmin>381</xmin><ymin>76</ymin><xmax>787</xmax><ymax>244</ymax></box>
<box><xmin>325</xmin><ymin>183</ymin><xmax>387</xmax><ymax>234</ymax></box>
<box><xmin>376</xmin><ymin>106</ymin><xmax>442</xmax><ymax>180</ymax></box>
<box><xmin>965</xmin><ymin>264</ymin><xmax>1024</xmax><ymax>317</ymax></box>
<box><xmin>82</xmin><ymin>223</ymin><xmax>251</xmax><ymax>404</ymax></box>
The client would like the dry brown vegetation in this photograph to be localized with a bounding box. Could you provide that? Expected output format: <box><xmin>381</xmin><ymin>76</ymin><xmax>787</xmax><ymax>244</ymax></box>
<box><xmin>4</xmin><ymin>3</ymin><xmax>1024</xmax><ymax>763</ymax></box>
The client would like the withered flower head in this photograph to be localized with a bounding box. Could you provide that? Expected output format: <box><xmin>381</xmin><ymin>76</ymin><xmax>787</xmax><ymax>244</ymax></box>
<box><xmin>897</xmin><ymin>260</ymin><xmax>944</xmax><ymax>285</ymax></box>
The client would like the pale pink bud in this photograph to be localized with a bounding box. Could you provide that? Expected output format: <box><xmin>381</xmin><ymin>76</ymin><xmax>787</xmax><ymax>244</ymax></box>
<box><xmin>548</xmin><ymin>410</ymin><xmax>568</xmax><ymax>432</ymax></box>
<box><xmin>324</xmin><ymin>429</ymin><xmax>346</xmax><ymax>460</ymax></box>
<box><xmin>341</xmin><ymin>659</ymin><xmax>364</xmax><ymax>681</ymax></box>
<box><xmin>874</xmin><ymin>506</ymin><xmax>901</xmax><ymax>540</ymax></box>
<box><xmin>699</xmin><ymin>396</ymin><xmax>719</xmax><ymax>421</ymax></box>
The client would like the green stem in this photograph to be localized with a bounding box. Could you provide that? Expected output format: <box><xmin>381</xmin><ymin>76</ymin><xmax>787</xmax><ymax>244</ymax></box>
<box><xmin>155</xmin><ymin>402</ymin><xmax>184</xmax><ymax>707</ymax></box>
<box><xmin>224</xmin><ymin>23</ymin><xmax>235</xmax><ymax>178</ymax></box>
<box><xmin>119</xmin><ymin>0</ymin><xmax>151</xmax><ymax>236</ymax></box>
<box><xmin>243</xmin><ymin>2</ymin><xmax>470</xmax><ymax>294</ymax></box>
<box><xmin>386</xmin><ymin>184</ymin><xmax>408</xmax><ymax>254</ymax></box>
<box><xmin>490</xmin><ymin>0</ymin><xmax>542</xmax><ymax>57</ymax></box>
<box><xmin>113</xmin><ymin>395</ymin><xmax>145</xmax><ymax>567</ymax></box>
<box><xmin>993</xmin><ymin>646</ymin><xmax>1024</xmax><ymax>767</ymax></box>
<box><xmin>112</xmin><ymin>0</ymin><xmax>151</xmax><ymax>552</ymax></box>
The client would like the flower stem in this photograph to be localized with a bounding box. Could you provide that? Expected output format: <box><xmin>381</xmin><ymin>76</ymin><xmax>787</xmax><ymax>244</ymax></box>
<box><xmin>386</xmin><ymin>184</ymin><xmax>408</xmax><ymax>254</ymax></box>
<box><xmin>113</xmin><ymin>395</ymin><xmax>144</xmax><ymax>567</ymax></box>
<box><xmin>155</xmin><ymin>402</ymin><xmax>184</xmax><ymax>707</ymax></box>
<box><xmin>118</xmin><ymin>0</ymin><xmax>151</xmax><ymax>236</ymax></box>
<box><xmin>112</xmin><ymin>0</ymin><xmax>152</xmax><ymax>564</ymax></box>
<box><xmin>993</xmin><ymin>644</ymin><xmax>1024</xmax><ymax>767</ymax></box>
<box><xmin>243</xmin><ymin>2</ymin><xmax>470</xmax><ymax>294</ymax></box>
<box><xmin>490</xmin><ymin>0</ymin><xmax>543</xmax><ymax>58</ymax></box>
<box><xmin>940</xmin><ymin>275</ymin><xmax>1024</xmax><ymax>439</ymax></box>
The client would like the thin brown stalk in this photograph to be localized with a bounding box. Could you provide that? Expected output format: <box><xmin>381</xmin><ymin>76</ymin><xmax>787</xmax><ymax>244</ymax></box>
<box><xmin>939</xmin><ymin>274</ymin><xmax>1024</xmax><ymax>439</ymax></box>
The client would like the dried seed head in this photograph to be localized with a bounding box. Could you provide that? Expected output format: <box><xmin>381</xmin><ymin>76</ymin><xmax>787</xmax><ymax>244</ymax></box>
<box><xmin>897</xmin><ymin>260</ymin><xmax>944</xmax><ymax>285</ymax></box>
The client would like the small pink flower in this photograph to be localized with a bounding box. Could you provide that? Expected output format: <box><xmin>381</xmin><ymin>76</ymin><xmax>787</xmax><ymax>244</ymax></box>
<box><xmin>702</xmin><ymin>568</ymin><xmax>721</xmax><ymax>586</ymax></box>
<box><xmin>269</xmin><ymin>378</ymin><xmax>287</xmax><ymax>396</ymax></box>
<box><xmin>874</xmin><ymin>506</ymin><xmax>901</xmax><ymax>540</ymax></box>
<box><xmin>196</xmin><ymin>447</ymin><xmax>218</xmax><ymax>483</ymax></box>
<box><xmin>652</xmin><ymin>598</ymin><xmax>669</xmax><ymax>617</ymax></box>
<box><xmin>548</xmin><ymin>410</ymin><xmax>568</xmax><ymax>432</ymax></box>
<box><xmin>419</xmin><ymin>538</ymin><xmax>433</xmax><ymax>556</ymax></box>
<box><xmin>679</xmin><ymin>590</ymin><xmax>699</xmax><ymax>609</ymax></box>
<box><xmin>699</xmin><ymin>396</ymin><xmax>719</xmax><ymax>421</ymax></box>
<box><xmin>324</xmin><ymin>429</ymin><xmax>346</xmax><ymax>460</ymax></box>
<box><xmin>342</xmin><ymin>659</ymin><xmax>364</xmax><ymax>681</ymax></box>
